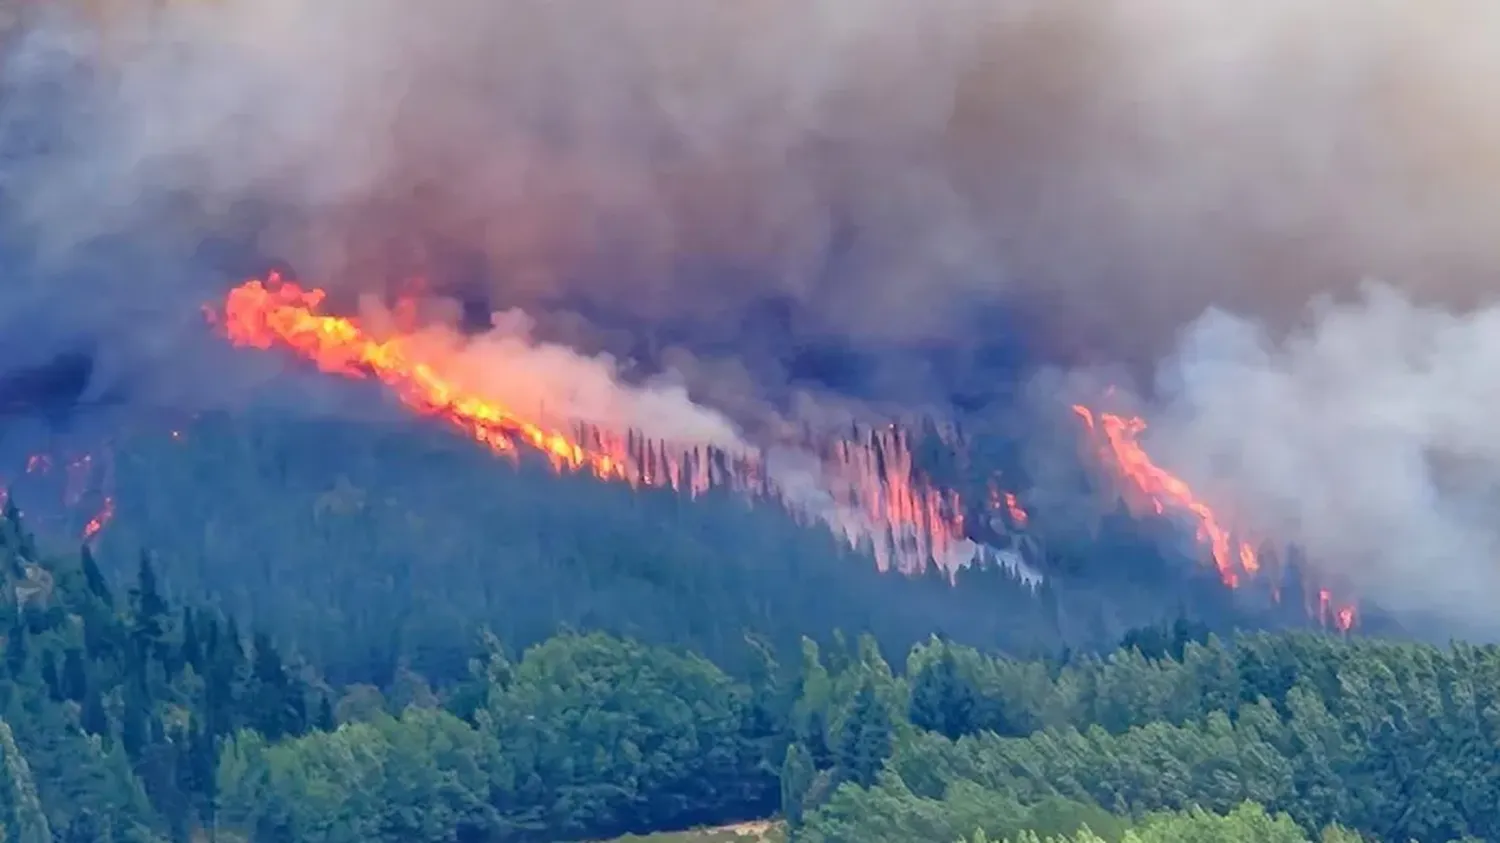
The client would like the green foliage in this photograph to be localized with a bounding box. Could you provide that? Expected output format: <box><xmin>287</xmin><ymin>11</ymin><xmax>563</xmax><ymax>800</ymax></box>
<box><xmin>0</xmin><ymin>505</ymin><xmax>313</xmax><ymax>841</ymax></box>
<box><xmin>955</xmin><ymin>802</ymin><xmax>1354</xmax><ymax>843</ymax></box>
<box><xmin>810</xmin><ymin>631</ymin><xmax>1500</xmax><ymax>843</ymax></box>
<box><xmin>779</xmin><ymin>744</ymin><xmax>815</xmax><ymax>826</ymax></box>
<box><xmin>797</xmin><ymin>773</ymin><xmax>1129</xmax><ymax>843</ymax></box>
<box><xmin>835</xmin><ymin>681</ymin><xmax>892</xmax><ymax>788</ymax></box>
<box><xmin>481</xmin><ymin>632</ymin><xmax>774</xmax><ymax>839</ymax></box>
<box><xmin>97</xmin><ymin>415</ymin><xmax>1071</xmax><ymax>688</ymax></box>
<box><xmin>599</xmin><ymin>823</ymin><xmax>785</xmax><ymax>843</ymax></box>
<box><xmin>215</xmin><ymin>708</ymin><xmax>498</xmax><ymax>842</ymax></box>
<box><xmin>909</xmin><ymin>641</ymin><xmax>979</xmax><ymax>740</ymax></box>
<box><xmin>14</xmin><ymin>420</ymin><xmax>1500</xmax><ymax>842</ymax></box>
<box><xmin>0</xmin><ymin>720</ymin><xmax>48</xmax><ymax>843</ymax></box>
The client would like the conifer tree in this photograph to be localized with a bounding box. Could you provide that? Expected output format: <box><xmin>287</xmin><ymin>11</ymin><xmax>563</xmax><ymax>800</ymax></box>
<box><xmin>59</xmin><ymin>649</ymin><xmax>86</xmax><ymax>703</ymax></box>
<box><xmin>908</xmin><ymin>643</ymin><xmax>976</xmax><ymax>740</ymax></box>
<box><xmin>78</xmin><ymin>546</ymin><xmax>111</xmax><ymax>607</ymax></box>
<box><xmin>0</xmin><ymin>720</ymin><xmax>49</xmax><ymax>843</ymax></box>
<box><xmin>3</xmin><ymin>622</ymin><xmax>25</xmax><ymax>679</ymax></box>
<box><xmin>836</xmin><ymin>681</ymin><xmax>892</xmax><ymax>788</ymax></box>
<box><xmin>779</xmin><ymin>742</ymin><xmax>815</xmax><ymax>826</ymax></box>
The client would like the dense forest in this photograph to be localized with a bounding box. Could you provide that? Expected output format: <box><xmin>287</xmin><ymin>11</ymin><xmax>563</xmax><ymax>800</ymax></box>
<box><xmin>65</xmin><ymin>411</ymin><xmax>1339</xmax><ymax>686</ymax></box>
<box><xmin>1</xmin><ymin>465</ymin><xmax>1499</xmax><ymax>841</ymax></box>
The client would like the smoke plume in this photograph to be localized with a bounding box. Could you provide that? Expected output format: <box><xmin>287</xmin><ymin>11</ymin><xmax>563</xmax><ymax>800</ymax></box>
<box><xmin>1148</xmin><ymin>287</ymin><xmax>1500</xmax><ymax>633</ymax></box>
<box><xmin>6</xmin><ymin>1</ymin><xmax>1500</xmax><ymax>624</ymax></box>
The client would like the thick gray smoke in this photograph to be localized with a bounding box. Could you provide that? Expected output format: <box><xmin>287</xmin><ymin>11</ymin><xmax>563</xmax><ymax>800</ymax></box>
<box><xmin>21</xmin><ymin>1</ymin><xmax>1500</xmax><ymax>369</ymax></box>
<box><xmin>1148</xmin><ymin>287</ymin><xmax>1500</xmax><ymax>633</ymax></box>
<box><xmin>8</xmin><ymin>0</ymin><xmax>1500</xmax><ymax>623</ymax></box>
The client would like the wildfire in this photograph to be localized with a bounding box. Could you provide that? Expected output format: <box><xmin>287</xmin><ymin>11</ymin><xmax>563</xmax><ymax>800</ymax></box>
<box><xmin>989</xmin><ymin>481</ymin><xmax>1030</xmax><ymax>529</ymax></box>
<box><xmin>1</xmin><ymin>449</ymin><xmax>116</xmax><ymax>543</ymax></box>
<box><xmin>1318</xmin><ymin>589</ymin><xmax>1357</xmax><ymax>633</ymax></box>
<box><xmin>1073</xmin><ymin>404</ymin><xmax>1355</xmax><ymax>632</ymax></box>
<box><xmin>83</xmin><ymin>497</ymin><xmax>115</xmax><ymax>541</ymax></box>
<box><xmin>218</xmin><ymin>276</ymin><xmax>650</xmax><ymax>484</ymax></box>
<box><xmin>1071</xmin><ymin>405</ymin><xmax>1257</xmax><ymax>587</ymax></box>
<box><xmin>212</xmin><ymin>274</ymin><xmax>1020</xmax><ymax>576</ymax></box>
<box><xmin>819</xmin><ymin>426</ymin><xmax>974</xmax><ymax>571</ymax></box>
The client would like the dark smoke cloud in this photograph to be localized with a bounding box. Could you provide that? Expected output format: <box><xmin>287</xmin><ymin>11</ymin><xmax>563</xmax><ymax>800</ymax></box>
<box><xmin>13</xmin><ymin>2</ymin><xmax>1497</xmax><ymax>374</ymax></box>
<box><xmin>7</xmin><ymin>1</ymin><xmax>1500</xmax><ymax>622</ymax></box>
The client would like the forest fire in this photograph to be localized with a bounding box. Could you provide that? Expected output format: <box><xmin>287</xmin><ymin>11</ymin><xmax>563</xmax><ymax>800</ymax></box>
<box><xmin>1072</xmin><ymin>405</ymin><xmax>1356</xmax><ymax>632</ymax></box>
<box><xmin>0</xmin><ymin>449</ymin><xmax>116</xmax><ymax>544</ymax></box>
<box><xmin>990</xmin><ymin>481</ymin><xmax>1029</xmax><ymax>529</ymax></box>
<box><xmin>82</xmin><ymin>496</ymin><xmax>115</xmax><ymax>540</ymax></box>
<box><xmin>218</xmin><ymin>277</ymin><xmax>663</xmax><ymax>485</ymax></box>
<box><xmin>212</xmin><ymin>275</ymin><xmax>1026</xmax><ymax>576</ymax></box>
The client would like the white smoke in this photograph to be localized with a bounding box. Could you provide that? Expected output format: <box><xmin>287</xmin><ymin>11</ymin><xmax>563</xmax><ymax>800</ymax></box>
<box><xmin>1148</xmin><ymin>285</ymin><xmax>1500</xmax><ymax>628</ymax></box>
<box><xmin>348</xmin><ymin>294</ymin><xmax>1033</xmax><ymax>580</ymax></box>
<box><xmin>13</xmin><ymin>0</ymin><xmax>1500</xmax><ymax>623</ymax></box>
<box><xmin>360</xmin><ymin>298</ymin><xmax>748</xmax><ymax>452</ymax></box>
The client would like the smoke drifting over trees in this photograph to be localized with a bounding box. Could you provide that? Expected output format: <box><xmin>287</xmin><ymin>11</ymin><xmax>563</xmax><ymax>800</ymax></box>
<box><xmin>5</xmin><ymin>1</ymin><xmax>1500</xmax><ymax>627</ymax></box>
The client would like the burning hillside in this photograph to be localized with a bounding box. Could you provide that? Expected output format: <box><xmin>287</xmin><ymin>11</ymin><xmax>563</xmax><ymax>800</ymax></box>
<box><xmin>0</xmin><ymin>448</ymin><xmax>115</xmax><ymax>544</ymax></box>
<box><xmin>205</xmin><ymin>273</ymin><xmax>1363</xmax><ymax>633</ymax></box>
<box><xmin>0</xmin><ymin>271</ymin><xmax>1360</xmax><ymax>634</ymax></box>
<box><xmin>211</xmin><ymin>274</ymin><xmax>1039</xmax><ymax>580</ymax></box>
<box><xmin>1074</xmin><ymin>404</ymin><xmax>1356</xmax><ymax>632</ymax></box>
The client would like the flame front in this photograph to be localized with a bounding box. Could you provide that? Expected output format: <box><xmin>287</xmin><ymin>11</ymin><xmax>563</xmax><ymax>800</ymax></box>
<box><xmin>214</xmin><ymin>275</ymin><xmax>1017</xmax><ymax>577</ymax></box>
<box><xmin>989</xmin><ymin>481</ymin><xmax>1030</xmax><ymax>529</ymax></box>
<box><xmin>83</xmin><ymin>497</ymin><xmax>115</xmax><ymax>541</ymax></box>
<box><xmin>1</xmin><ymin>449</ymin><xmax>115</xmax><ymax>543</ymax></box>
<box><xmin>220</xmin><ymin>276</ymin><xmax>650</xmax><ymax>485</ymax></box>
<box><xmin>1073</xmin><ymin>404</ymin><xmax>1355</xmax><ymax>632</ymax></box>
<box><xmin>1072</xmin><ymin>405</ymin><xmax>1257</xmax><ymax>587</ymax></box>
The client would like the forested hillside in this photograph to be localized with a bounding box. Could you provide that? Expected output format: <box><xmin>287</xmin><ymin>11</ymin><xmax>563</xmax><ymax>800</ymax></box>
<box><xmin>68</xmin><ymin>411</ymin><xmax>1309</xmax><ymax>686</ymax></box>
<box><xmin>0</xmin><ymin>486</ymin><xmax>1497</xmax><ymax>842</ymax></box>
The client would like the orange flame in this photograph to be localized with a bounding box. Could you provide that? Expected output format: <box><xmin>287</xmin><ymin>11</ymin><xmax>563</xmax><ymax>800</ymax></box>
<box><xmin>83</xmin><ymin>497</ymin><xmax>115</xmax><ymax>542</ymax></box>
<box><xmin>213</xmin><ymin>275</ymin><xmax>1019</xmax><ymax>576</ymax></box>
<box><xmin>1074</xmin><ymin>404</ymin><xmax>1354</xmax><ymax>632</ymax></box>
<box><xmin>987</xmin><ymin>480</ymin><xmax>1030</xmax><ymax>529</ymax></box>
<box><xmin>820</xmin><ymin>425</ymin><xmax>973</xmax><ymax>571</ymax></box>
<box><xmin>1317</xmin><ymin>589</ymin><xmax>1356</xmax><ymax>632</ymax></box>
<box><xmin>2</xmin><ymin>449</ymin><xmax>116</xmax><ymax>543</ymax></box>
<box><xmin>218</xmin><ymin>275</ymin><xmax>654</xmax><ymax>484</ymax></box>
<box><xmin>1005</xmin><ymin>492</ymin><xmax>1029</xmax><ymax>528</ymax></box>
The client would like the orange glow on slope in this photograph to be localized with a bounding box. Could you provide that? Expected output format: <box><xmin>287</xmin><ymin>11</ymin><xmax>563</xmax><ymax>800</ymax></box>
<box><xmin>820</xmin><ymin>425</ymin><xmax>972</xmax><ymax>571</ymax></box>
<box><xmin>213</xmin><ymin>274</ymin><xmax>1014</xmax><ymax>575</ymax></box>
<box><xmin>2</xmin><ymin>449</ymin><xmax>116</xmax><ymax>543</ymax></box>
<box><xmin>1073</xmin><ymin>404</ymin><xmax>1355</xmax><ymax>632</ymax></box>
<box><xmin>1071</xmin><ymin>405</ymin><xmax>1256</xmax><ymax>587</ymax></box>
<box><xmin>83</xmin><ymin>497</ymin><xmax>115</xmax><ymax>541</ymax></box>
<box><xmin>219</xmin><ymin>276</ymin><xmax>659</xmax><ymax>486</ymax></box>
<box><xmin>1319</xmin><ymin>589</ymin><xmax>1357</xmax><ymax>632</ymax></box>
<box><xmin>1005</xmin><ymin>492</ymin><xmax>1029</xmax><ymax>528</ymax></box>
<box><xmin>987</xmin><ymin>480</ymin><xmax>1030</xmax><ymax>529</ymax></box>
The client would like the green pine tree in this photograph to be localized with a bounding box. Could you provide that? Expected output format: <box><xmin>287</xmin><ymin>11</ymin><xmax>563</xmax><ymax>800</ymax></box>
<box><xmin>58</xmin><ymin>650</ymin><xmax>86</xmax><ymax>703</ymax></box>
<box><xmin>779</xmin><ymin>742</ymin><xmax>815</xmax><ymax>826</ymax></box>
<box><xmin>78</xmin><ymin>546</ymin><xmax>112</xmax><ymax>607</ymax></box>
<box><xmin>908</xmin><ymin>643</ymin><xmax>976</xmax><ymax>740</ymax></box>
<box><xmin>0</xmin><ymin>720</ymin><xmax>50</xmax><ymax>843</ymax></box>
<box><xmin>837</xmin><ymin>681</ymin><xmax>892</xmax><ymax>788</ymax></box>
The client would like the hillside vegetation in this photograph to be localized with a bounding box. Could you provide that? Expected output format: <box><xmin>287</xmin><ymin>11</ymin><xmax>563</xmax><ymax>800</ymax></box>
<box><xmin>81</xmin><ymin>412</ymin><xmax>1282</xmax><ymax>685</ymax></box>
<box><xmin>0</xmin><ymin>479</ymin><xmax>1496</xmax><ymax>840</ymax></box>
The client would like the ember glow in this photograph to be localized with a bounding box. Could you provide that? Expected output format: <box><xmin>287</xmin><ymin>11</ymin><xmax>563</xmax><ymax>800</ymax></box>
<box><xmin>819</xmin><ymin>426</ymin><xmax>973</xmax><ymax>573</ymax></box>
<box><xmin>990</xmin><ymin>481</ymin><xmax>1030</xmax><ymax>529</ymax></box>
<box><xmin>1073</xmin><ymin>404</ymin><xmax>1356</xmax><ymax>631</ymax></box>
<box><xmin>0</xmin><ymin>449</ymin><xmax>116</xmax><ymax>543</ymax></box>
<box><xmin>83</xmin><ymin>497</ymin><xmax>115</xmax><ymax>541</ymax></box>
<box><xmin>219</xmin><ymin>276</ymin><xmax>675</xmax><ymax>486</ymax></box>
<box><xmin>213</xmin><ymin>275</ymin><xmax>1030</xmax><ymax>577</ymax></box>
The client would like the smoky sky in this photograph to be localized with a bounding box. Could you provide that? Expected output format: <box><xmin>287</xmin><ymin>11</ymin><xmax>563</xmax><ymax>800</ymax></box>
<box><xmin>10</xmin><ymin>0</ymin><xmax>1500</xmax><ymax>624</ymax></box>
<box><xmin>11</xmin><ymin>0</ymin><xmax>1500</xmax><ymax>405</ymax></box>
